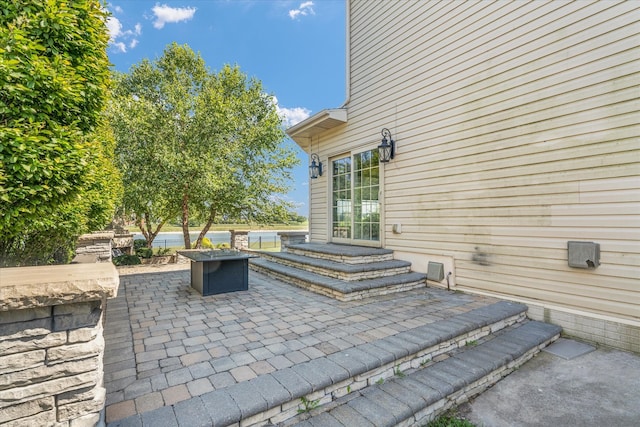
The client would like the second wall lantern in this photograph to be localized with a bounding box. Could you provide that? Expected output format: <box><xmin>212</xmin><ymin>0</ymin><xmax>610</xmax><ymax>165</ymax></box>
<box><xmin>309</xmin><ymin>153</ymin><xmax>323</xmax><ymax>179</ymax></box>
<box><xmin>378</xmin><ymin>128</ymin><xmax>395</xmax><ymax>163</ymax></box>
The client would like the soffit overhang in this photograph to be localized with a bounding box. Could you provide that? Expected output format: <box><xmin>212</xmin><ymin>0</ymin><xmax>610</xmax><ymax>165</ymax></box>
<box><xmin>285</xmin><ymin>108</ymin><xmax>347</xmax><ymax>152</ymax></box>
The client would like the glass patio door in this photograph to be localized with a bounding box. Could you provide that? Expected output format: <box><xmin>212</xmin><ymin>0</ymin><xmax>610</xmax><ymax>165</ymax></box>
<box><xmin>331</xmin><ymin>149</ymin><xmax>380</xmax><ymax>245</ymax></box>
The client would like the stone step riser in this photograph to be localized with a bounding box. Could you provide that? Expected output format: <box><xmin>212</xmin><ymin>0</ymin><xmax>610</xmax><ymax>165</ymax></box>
<box><xmin>287</xmin><ymin>248</ymin><xmax>394</xmax><ymax>265</ymax></box>
<box><xmin>237</xmin><ymin>312</ymin><xmax>529</xmax><ymax>427</ymax></box>
<box><xmin>408</xmin><ymin>345</ymin><xmax>552</xmax><ymax>427</ymax></box>
<box><xmin>250</xmin><ymin>263</ymin><xmax>425</xmax><ymax>301</ymax></box>
<box><xmin>258</xmin><ymin>252</ymin><xmax>412</xmax><ymax>282</ymax></box>
<box><xmin>287</xmin><ymin>322</ymin><xmax>561</xmax><ymax>427</ymax></box>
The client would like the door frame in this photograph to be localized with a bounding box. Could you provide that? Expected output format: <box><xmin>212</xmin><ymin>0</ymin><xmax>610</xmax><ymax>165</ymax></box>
<box><xmin>327</xmin><ymin>148</ymin><xmax>384</xmax><ymax>248</ymax></box>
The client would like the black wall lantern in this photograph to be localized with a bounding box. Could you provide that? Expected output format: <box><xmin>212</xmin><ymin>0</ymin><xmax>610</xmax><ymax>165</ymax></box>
<box><xmin>378</xmin><ymin>128</ymin><xmax>395</xmax><ymax>163</ymax></box>
<box><xmin>309</xmin><ymin>153</ymin><xmax>323</xmax><ymax>179</ymax></box>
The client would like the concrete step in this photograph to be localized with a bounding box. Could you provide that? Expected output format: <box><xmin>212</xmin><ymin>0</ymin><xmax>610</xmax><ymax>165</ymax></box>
<box><xmin>288</xmin><ymin>320</ymin><xmax>562</xmax><ymax>427</ymax></box>
<box><xmin>286</xmin><ymin>243</ymin><xmax>395</xmax><ymax>265</ymax></box>
<box><xmin>181</xmin><ymin>301</ymin><xmax>533</xmax><ymax>426</ymax></box>
<box><xmin>250</xmin><ymin>258</ymin><xmax>426</xmax><ymax>301</ymax></box>
<box><xmin>257</xmin><ymin>251</ymin><xmax>412</xmax><ymax>281</ymax></box>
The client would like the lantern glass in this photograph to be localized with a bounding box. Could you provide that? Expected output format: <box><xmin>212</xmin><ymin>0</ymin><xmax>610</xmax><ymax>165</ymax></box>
<box><xmin>378</xmin><ymin>141</ymin><xmax>391</xmax><ymax>163</ymax></box>
<box><xmin>309</xmin><ymin>154</ymin><xmax>322</xmax><ymax>179</ymax></box>
<box><xmin>309</xmin><ymin>161</ymin><xmax>319</xmax><ymax>179</ymax></box>
<box><xmin>378</xmin><ymin>128</ymin><xmax>394</xmax><ymax>163</ymax></box>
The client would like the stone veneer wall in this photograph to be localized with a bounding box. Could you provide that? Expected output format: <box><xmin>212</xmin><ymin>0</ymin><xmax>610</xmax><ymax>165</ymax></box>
<box><xmin>277</xmin><ymin>231</ymin><xmax>308</xmax><ymax>252</ymax></box>
<box><xmin>0</xmin><ymin>264</ymin><xmax>119</xmax><ymax>426</ymax></box>
<box><xmin>74</xmin><ymin>232</ymin><xmax>115</xmax><ymax>263</ymax></box>
<box><xmin>111</xmin><ymin>233</ymin><xmax>134</xmax><ymax>255</ymax></box>
<box><xmin>229</xmin><ymin>230</ymin><xmax>249</xmax><ymax>250</ymax></box>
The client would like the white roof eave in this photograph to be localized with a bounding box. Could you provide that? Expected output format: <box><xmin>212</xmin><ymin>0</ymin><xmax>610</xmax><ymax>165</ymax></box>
<box><xmin>285</xmin><ymin>108</ymin><xmax>347</xmax><ymax>150</ymax></box>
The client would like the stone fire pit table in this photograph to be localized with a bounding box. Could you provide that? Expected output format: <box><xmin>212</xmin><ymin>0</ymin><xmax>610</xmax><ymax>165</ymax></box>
<box><xmin>178</xmin><ymin>250</ymin><xmax>256</xmax><ymax>296</ymax></box>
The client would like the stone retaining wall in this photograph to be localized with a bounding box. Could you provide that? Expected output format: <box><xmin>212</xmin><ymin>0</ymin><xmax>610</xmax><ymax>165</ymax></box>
<box><xmin>0</xmin><ymin>264</ymin><xmax>119</xmax><ymax>426</ymax></box>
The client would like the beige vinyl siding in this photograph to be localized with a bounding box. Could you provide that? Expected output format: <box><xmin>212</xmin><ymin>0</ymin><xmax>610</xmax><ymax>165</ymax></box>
<box><xmin>308</xmin><ymin>126</ymin><xmax>349</xmax><ymax>243</ymax></box>
<box><xmin>309</xmin><ymin>169</ymin><xmax>328</xmax><ymax>243</ymax></box>
<box><xmin>323</xmin><ymin>0</ymin><xmax>640</xmax><ymax>323</ymax></box>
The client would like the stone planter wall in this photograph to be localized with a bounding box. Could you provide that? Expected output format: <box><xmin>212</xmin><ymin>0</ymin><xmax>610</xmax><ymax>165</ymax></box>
<box><xmin>0</xmin><ymin>264</ymin><xmax>119</xmax><ymax>426</ymax></box>
<box><xmin>139</xmin><ymin>255</ymin><xmax>176</xmax><ymax>265</ymax></box>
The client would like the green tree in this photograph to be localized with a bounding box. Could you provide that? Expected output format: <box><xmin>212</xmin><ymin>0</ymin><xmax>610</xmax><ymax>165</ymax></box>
<box><xmin>0</xmin><ymin>1</ymin><xmax>120</xmax><ymax>265</ymax></box>
<box><xmin>108</xmin><ymin>43</ymin><xmax>298</xmax><ymax>248</ymax></box>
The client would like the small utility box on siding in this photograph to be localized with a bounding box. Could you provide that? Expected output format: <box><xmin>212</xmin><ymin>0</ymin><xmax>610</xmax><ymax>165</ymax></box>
<box><xmin>567</xmin><ymin>241</ymin><xmax>600</xmax><ymax>269</ymax></box>
<box><xmin>427</xmin><ymin>261</ymin><xmax>445</xmax><ymax>282</ymax></box>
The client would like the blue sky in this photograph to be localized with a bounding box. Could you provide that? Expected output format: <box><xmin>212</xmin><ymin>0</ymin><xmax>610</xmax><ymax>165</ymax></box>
<box><xmin>106</xmin><ymin>1</ymin><xmax>346</xmax><ymax>217</ymax></box>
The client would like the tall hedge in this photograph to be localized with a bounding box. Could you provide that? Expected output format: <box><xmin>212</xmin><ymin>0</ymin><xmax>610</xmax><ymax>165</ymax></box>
<box><xmin>0</xmin><ymin>1</ymin><xmax>120</xmax><ymax>265</ymax></box>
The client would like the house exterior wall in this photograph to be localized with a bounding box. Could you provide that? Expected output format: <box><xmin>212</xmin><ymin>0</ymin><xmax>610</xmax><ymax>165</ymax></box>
<box><xmin>308</xmin><ymin>0</ymin><xmax>639</xmax><ymax>349</ymax></box>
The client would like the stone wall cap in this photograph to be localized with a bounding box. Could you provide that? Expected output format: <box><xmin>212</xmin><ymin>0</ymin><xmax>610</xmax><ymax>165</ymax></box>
<box><xmin>229</xmin><ymin>230</ymin><xmax>249</xmax><ymax>235</ymax></box>
<box><xmin>277</xmin><ymin>231</ymin><xmax>308</xmax><ymax>236</ymax></box>
<box><xmin>0</xmin><ymin>263</ymin><xmax>119</xmax><ymax>311</ymax></box>
<box><xmin>77</xmin><ymin>231</ymin><xmax>115</xmax><ymax>241</ymax></box>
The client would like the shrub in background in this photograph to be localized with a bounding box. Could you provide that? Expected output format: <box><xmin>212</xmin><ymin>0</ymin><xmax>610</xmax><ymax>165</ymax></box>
<box><xmin>201</xmin><ymin>237</ymin><xmax>215</xmax><ymax>249</ymax></box>
<box><xmin>0</xmin><ymin>1</ymin><xmax>120</xmax><ymax>265</ymax></box>
<box><xmin>113</xmin><ymin>254</ymin><xmax>141</xmax><ymax>266</ymax></box>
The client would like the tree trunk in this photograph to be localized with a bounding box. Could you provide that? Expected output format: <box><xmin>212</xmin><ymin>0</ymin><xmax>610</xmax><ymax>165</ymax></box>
<box><xmin>137</xmin><ymin>212</ymin><xmax>166</xmax><ymax>248</ymax></box>
<box><xmin>144</xmin><ymin>212</ymin><xmax>155</xmax><ymax>248</ymax></box>
<box><xmin>135</xmin><ymin>217</ymin><xmax>149</xmax><ymax>244</ymax></box>
<box><xmin>195</xmin><ymin>208</ymin><xmax>216</xmax><ymax>248</ymax></box>
<box><xmin>181</xmin><ymin>193</ymin><xmax>191</xmax><ymax>249</ymax></box>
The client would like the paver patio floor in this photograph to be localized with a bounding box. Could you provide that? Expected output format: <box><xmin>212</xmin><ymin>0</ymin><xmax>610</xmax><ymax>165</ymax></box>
<box><xmin>104</xmin><ymin>264</ymin><xmax>499</xmax><ymax>424</ymax></box>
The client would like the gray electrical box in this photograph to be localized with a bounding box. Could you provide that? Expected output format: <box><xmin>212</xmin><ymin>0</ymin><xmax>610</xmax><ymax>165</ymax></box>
<box><xmin>427</xmin><ymin>261</ymin><xmax>445</xmax><ymax>281</ymax></box>
<box><xmin>568</xmin><ymin>241</ymin><xmax>600</xmax><ymax>269</ymax></box>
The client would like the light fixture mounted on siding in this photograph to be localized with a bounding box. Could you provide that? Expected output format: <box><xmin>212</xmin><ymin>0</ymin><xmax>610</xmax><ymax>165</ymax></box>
<box><xmin>378</xmin><ymin>128</ymin><xmax>395</xmax><ymax>163</ymax></box>
<box><xmin>309</xmin><ymin>153</ymin><xmax>323</xmax><ymax>179</ymax></box>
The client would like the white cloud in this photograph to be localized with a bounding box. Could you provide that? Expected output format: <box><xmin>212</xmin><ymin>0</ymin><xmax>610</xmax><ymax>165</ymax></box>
<box><xmin>278</xmin><ymin>106</ymin><xmax>312</xmax><ymax>127</ymax></box>
<box><xmin>107</xmin><ymin>10</ymin><xmax>142</xmax><ymax>53</ymax></box>
<box><xmin>152</xmin><ymin>4</ymin><xmax>197</xmax><ymax>29</ymax></box>
<box><xmin>272</xmin><ymin>96</ymin><xmax>311</xmax><ymax>127</ymax></box>
<box><xmin>113</xmin><ymin>5</ymin><xmax>123</xmax><ymax>14</ymax></box>
<box><xmin>113</xmin><ymin>41</ymin><xmax>127</xmax><ymax>53</ymax></box>
<box><xmin>106</xmin><ymin>16</ymin><xmax>123</xmax><ymax>41</ymax></box>
<box><xmin>289</xmin><ymin>1</ymin><xmax>315</xmax><ymax>20</ymax></box>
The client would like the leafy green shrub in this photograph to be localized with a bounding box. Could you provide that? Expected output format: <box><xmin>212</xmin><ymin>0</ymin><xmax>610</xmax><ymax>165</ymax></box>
<box><xmin>201</xmin><ymin>237</ymin><xmax>215</xmax><ymax>249</ymax></box>
<box><xmin>136</xmin><ymin>247</ymin><xmax>153</xmax><ymax>259</ymax></box>
<box><xmin>133</xmin><ymin>239</ymin><xmax>153</xmax><ymax>258</ymax></box>
<box><xmin>133</xmin><ymin>239</ymin><xmax>147</xmax><ymax>250</ymax></box>
<box><xmin>155</xmin><ymin>247</ymin><xmax>172</xmax><ymax>256</ymax></box>
<box><xmin>0</xmin><ymin>0</ymin><xmax>119</xmax><ymax>266</ymax></box>
<box><xmin>113</xmin><ymin>254</ymin><xmax>141</xmax><ymax>266</ymax></box>
<box><xmin>216</xmin><ymin>242</ymin><xmax>231</xmax><ymax>249</ymax></box>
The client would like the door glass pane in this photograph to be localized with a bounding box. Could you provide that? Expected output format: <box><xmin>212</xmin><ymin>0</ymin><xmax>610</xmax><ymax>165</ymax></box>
<box><xmin>353</xmin><ymin>149</ymin><xmax>380</xmax><ymax>242</ymax></box>
<box><xmin>332</xmin><ymin>156</ymin><xmax>351</xmax><ymax>238</ymax></box>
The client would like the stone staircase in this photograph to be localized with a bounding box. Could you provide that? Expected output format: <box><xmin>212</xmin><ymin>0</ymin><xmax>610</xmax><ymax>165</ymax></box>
<box><xmin>193</xmin><ymin>300</ymin><xmax>560</xmax><ymax>426</ymax></box>
<box><xmin>233</xmin><ymin>244</ymin><xmax>563</xmax><ymax>426</ymax></box>
<box><xmin>250</xmin><ymin>243</ymin><xmax>428</xmax><ymax>301</ymax></box>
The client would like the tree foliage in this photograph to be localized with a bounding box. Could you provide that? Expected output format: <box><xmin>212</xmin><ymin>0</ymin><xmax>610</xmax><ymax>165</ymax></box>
<box><xmin>0</xmin><ymin>1</ymin><xmax>120</xmax><ymax>265</ymax></box>
<box><xmin>108</xmin><ymin>43</ymin><xmax>298</xmax><ymax>248</ymax></box>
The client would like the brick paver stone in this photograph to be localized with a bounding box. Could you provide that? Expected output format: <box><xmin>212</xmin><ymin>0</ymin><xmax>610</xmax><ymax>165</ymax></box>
<box><xmin>161</xmin><ymin>384</ymin><xmax>191</xmax><ymax>406</ymax></box>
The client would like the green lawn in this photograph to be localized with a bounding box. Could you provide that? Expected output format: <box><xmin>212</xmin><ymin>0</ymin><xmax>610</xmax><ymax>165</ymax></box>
<box><xmin>158</xmin><ymin>223</ymin><xmax>308</xmax><ymax>233</ymax></box>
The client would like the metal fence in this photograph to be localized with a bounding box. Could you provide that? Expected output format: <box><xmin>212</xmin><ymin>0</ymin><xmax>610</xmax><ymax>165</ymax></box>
<box><xmin>136</xmin><ymin>232</ymin><xmax>282</xmax><ymax>250</ymax></box>
<box><xmin>248</xmin><ymin>235</ymin><xmax>279</xmax><ymax>250</ymax></box>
